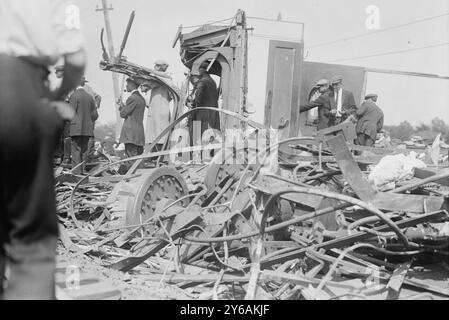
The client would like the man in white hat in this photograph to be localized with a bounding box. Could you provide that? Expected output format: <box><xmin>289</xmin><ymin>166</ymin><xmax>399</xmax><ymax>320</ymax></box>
<box><xmin>141</xmin><ymin>78</ymin><xmax>172</xmax><ymax>153</ymax></box>
<box><xmin>154</xmin><ymin>60</ymin><xmax>169</xmax><ymax>73</ymax></box>
<box><xmin>306</xmin><ymin>79</ymin><xmax>330</xmax><ymax>125</ymax></box>
<box><xmin>141</xmin><ymin>59</ymin><xmax>172</xmax><ymax>152</ymax></box>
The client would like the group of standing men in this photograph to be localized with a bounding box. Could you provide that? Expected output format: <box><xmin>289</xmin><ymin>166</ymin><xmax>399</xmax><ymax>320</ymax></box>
<box><xmin>300</xmin><ymin>75</ymin><xmax>384</xmax><ymax>147</ymax></box>
<box><xmin>117</xmin><ymin>60</ymin><xmax>221</xmax><ymax>171</ymax></box>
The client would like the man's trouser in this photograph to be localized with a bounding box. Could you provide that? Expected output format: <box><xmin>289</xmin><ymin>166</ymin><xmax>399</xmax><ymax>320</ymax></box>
<box><xmin>63</xmin><ymin>137</ymin><xmax>72</xmax><ymax>164</ymax></box>
<box><xmin>0</xmin><ymin>54</ymin><xmax>61</xmax><ymax>300</ymax></box>
<box><xmin>148</xmin><ymin>143</ymin><xmax>164</xmax><ymax>162</ymax></box>
<box><xmin>70</xmin><ymin>136</ymin><xmax>90</xmax><ymax>175</ymax></box>
<box><xmin>355</xmin><ymin>133</ymin><xmax>375</xmax><ymax>147</ymax></box>
<box><xmin>118</xmin><ymin>143</ymin><xmax>144</xmax><ymax>174</ymax></box>
<box><xmin>125</xmin><ymin>143</ymin><xmax>144</xmax><ymax>158</ymax></box>
<box><xmin>62</xmin><ymin>121</ymin><xmax>72</xmax><ymax>164</ymax></box>
<box><xmin>85</xmin><ymin>137</ymin><xmax>96</xmax><ymax>163</ymax></box>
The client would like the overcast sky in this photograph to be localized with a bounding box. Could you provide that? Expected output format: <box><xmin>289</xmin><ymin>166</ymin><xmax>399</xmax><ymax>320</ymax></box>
<box><xmin>75</xmin><ymin>0</ymin><xmax>449</xmax><ymax>126</ymax></box>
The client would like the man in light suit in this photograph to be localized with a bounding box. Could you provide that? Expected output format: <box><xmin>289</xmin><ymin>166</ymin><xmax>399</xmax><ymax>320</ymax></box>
<box><xmin>141</xmin><ymin>60</ymin><xmax>172</xmax><ymax>153</ymax></box>
<box><xmin>329</xmin><ymin>75</ymin><xmax>357</xmax><ymax>126</ymax></box>
<box><xmin>118</xmin><ymin>77</ymin><xmax>146</xmax><ymax>158</ymax></box>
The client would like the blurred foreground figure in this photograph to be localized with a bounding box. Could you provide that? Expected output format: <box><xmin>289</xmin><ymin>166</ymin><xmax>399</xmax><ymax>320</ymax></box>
<box><xmin>0</xmin><ymin>0</ymin><xmax>85</xmax><ymax>299</ymax></box>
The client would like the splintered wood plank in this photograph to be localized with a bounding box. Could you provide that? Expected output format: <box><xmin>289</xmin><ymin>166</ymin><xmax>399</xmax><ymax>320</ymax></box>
<box><xmin>251</xmin><ymin>178</ymin><xmax>323</xmax><ymax>209</ymax></box>
<box><xmin>414</xmin><ymin>168</ymin><xmax>449</xmax><ymax>187</ymax></box>
<box><xmin>325</xmin><ymin>134</ymin><xmax>377</xmax><ymax>202</ymax></box>
<box><xmin>386</xmin><ymin>262</ymin><xmax>411</xmax><ymax>300</ymax></box>
<box><xmin>58</xmin><ymin>224</ymin><xmax>82</xmax><ymax>253</ymax></box>
<box><xmin>135</xmin><ymin>273</ymin><xmax>249</xmax><ymax>284</ymax></box>
<box><xmin>110</xmin><ymin>209</ymin><xmax>202</xmax><ymax>272</ymax></box>
<box><xmin>373</xmin><ymin>192</ymin><xmax>445</xmax><ymax>213</ymax></box>
<box><xmin>403</xmin><ymin>265</ymin><xmax>449</xmax><ymax>297</ymax></box>
<box><xmin>260</xmin><ymin>270</ymin><xmax>359</xmax><ymax>290</ymax></box>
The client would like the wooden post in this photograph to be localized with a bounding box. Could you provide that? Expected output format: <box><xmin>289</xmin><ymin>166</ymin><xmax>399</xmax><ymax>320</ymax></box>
<box><xmin>96</xmin><ymin>0</ymin><xmax>123</xmax><ymax>141</ymax></box>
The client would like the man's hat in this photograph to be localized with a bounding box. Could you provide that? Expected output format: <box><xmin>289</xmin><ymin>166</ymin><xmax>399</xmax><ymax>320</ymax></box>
<box><xmin>190</xmin><ymin>70</ymin><xmax>200</xmax><ymax>77</ymax></box>
<box><xmin>315</xmin><ymin>79</ymin><xmax>329</xmax><ymax>87</ymax></box>
<box><xmin>154</xmin><ymin>59</ymin><xmax>169</xmax><ymax>67</ymax></box>
<box><xmin>199</xmin><ymin>61</ymin><xmax>211</xmax><ymax>70</ymax></box>
<box><xmin>365</xmin><ymin>93</ymin><xmax>378</xmax><ymax>100</ymax></box>
<box><xmin>126</xmin><ymin>77</ymin><xmax>139</xmax><ymax>86</ymax></box>
<box><xmin>330</xmin><ymin>75</ymin><xmax>343</xmax><ymax>84</ymax></box>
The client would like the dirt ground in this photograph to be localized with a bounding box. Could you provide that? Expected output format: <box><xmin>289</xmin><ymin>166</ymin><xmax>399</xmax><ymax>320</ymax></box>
<box><xmin>57</xmin><ymin>247</ymin><xmax>196</xmax><ymax>300</ymax></box>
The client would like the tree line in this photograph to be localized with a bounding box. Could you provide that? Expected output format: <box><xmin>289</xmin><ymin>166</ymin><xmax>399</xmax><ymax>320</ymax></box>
<box><xmin>384</xmin><ymin>117</ymin><xmax>449</xmax><ymax>142</ymax></box>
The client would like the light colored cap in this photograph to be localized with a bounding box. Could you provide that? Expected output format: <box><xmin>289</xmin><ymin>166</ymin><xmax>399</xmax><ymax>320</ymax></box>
<box><xmin>190</xmin><ymin>70</ymin><xmax>200</xmax><ymax>76</ymax></box>
<box><xmin>330</xmin><ymin>75</ymin><xmax>343</xmax><ymax>84</ymax></box>
<box><xmin>365</xmin><ymin>93</ymin><xmax>378</xmax><ymax>100</ymax></box>
<box><xmin>126</xmin><ymin>77</ymin><xmax>139</xmax><ymax>86</ymax></box>
<box><xmin>154</xmin><ymin>59</ymin><xmax>169</xmax><ymax>67</ymax></box>
<box><xmin>315</xmin><ymin>79</ymin><xmax>329</xmax><ymax>87</ymax></box>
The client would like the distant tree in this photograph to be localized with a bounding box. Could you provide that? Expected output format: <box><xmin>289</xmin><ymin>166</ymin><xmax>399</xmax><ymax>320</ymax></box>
<box><xmin>95</xmin><ymin>123</ymin><xmax>117</xmax><ymax>154</ymax></box>
<box><xmin>385</xmin><ymin>121</ymin><xmax>414</xmax><ymax>141</ymax></box>
<box><xmin>415</xmin><ymin>122</ymin><xmax>431</xmax><ymax>132</ymax></box>
<box><xmin>430</xmin><ymin>117</ymin><xmax>449</xmax><ymax>141</ymax></box>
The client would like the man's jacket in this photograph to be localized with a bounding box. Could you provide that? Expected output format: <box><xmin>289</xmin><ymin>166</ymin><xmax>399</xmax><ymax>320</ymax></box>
<box><xmin>355</xmin><ymin>100</ymin><xmax>384</xmax><ymax>140</ymax></box>
<box><xmin>119</xmin><ymin>91</ymin><xmax>146</xmax><ymax>146</ymax></box>
<box><xmin>300</xmin><ymin>93</ymin><xmax>333</xmax><ymax>130</ymax></box>
<box><xmin>69</xmin><ymin>88</ymin><xmax>98</xmax><ymax>137</ymax></box>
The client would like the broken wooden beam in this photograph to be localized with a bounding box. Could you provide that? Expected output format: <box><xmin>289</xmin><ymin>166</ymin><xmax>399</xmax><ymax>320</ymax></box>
<box><xmin>109</xmin><ymin>209</ymin><xmax>202</xmax><ymax>272</ymax></box>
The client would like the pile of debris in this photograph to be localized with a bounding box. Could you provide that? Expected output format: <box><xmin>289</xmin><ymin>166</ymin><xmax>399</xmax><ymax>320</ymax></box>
<box><xmin>55</xmin><ymin>118</ymin><xmax>449</xmax><ymax>300</ymax></box>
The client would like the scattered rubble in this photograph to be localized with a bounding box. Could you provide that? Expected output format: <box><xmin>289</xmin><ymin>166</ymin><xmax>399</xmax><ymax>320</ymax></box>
<box><xmin>55</xmin><ymin>115</ymin><xmax>449</xmax><ymax>300</ymax></box>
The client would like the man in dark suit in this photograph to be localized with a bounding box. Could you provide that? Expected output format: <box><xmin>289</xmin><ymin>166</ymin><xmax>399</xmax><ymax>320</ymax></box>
<box><xmin>351</xmin><ymin>94</ymin><xmax>384</xmax><ymax>147</ymax></box>
<box><xmin>69</xmin><ymin>82</ymin><xmax>99</xmax><ymax>174</ymax></box>
<box><xmin>190</xmin><ymin>61</ymin><xmax>221</xmax><ymax>144</ymax></box>
<box><xmin>329</xmin><ymin>75</ymin><xmax>357</xmax><ymax>126</ymax></box>
<box><xmin>300</xmin><ymin>79</ymin><xmax>333</xmax><ymax>130</ymax></box>
<box><xmin>119</xmin><ymin>78</ymin><xmax>146</xmax><ymax>158</ymax></box>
